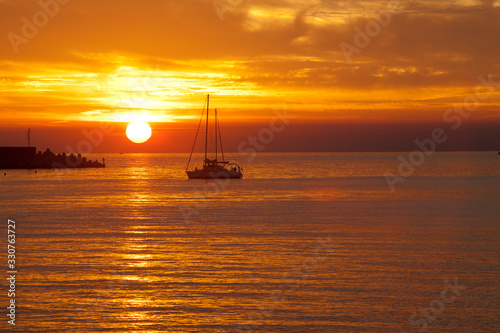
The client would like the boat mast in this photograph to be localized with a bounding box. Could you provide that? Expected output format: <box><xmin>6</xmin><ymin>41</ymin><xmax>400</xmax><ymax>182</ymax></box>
<box><xmin>205</xmin><ymin>94</ymin><xmax>209</xmax><ymax>161</ymax></box>
<box><xmin>186</xmin><ymin>98</ymin><xmax>206</xmax><ymax>170</ymax></box>
<box><xmin>218</xmin><ymin>117</ymin><xmax>225</xmax><ymax>162</ymax></box>
<box><xmin>215</xmin><ymin>108</ymin><xmax>218</xmax><ymax>162</ymax></box>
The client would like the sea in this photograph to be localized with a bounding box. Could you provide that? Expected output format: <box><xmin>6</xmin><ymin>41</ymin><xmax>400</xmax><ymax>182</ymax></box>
<box><xmin>0</xmin><ymin>152</ymin><xmax>499</xmax><ymax>332</ymax></box>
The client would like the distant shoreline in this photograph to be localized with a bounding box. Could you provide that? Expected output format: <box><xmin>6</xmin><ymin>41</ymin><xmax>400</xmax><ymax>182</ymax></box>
<box><xmin>77</xmin><ymin>150</ymin><xmax>499</xmax><ymax>154</ymax></box>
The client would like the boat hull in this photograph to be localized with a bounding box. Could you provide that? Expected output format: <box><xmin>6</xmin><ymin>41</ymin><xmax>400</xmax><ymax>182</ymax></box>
<box><xmin>186</xmin><ymin>169</ymin><xmax>242</xmax><ymax>179</ymax></box>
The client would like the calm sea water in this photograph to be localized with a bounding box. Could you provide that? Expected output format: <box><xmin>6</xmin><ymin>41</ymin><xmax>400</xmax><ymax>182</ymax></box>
<box><xmin>0</xmin><ymin>152</ymin><xmax>499</xmax><ymax>332</ymax></box>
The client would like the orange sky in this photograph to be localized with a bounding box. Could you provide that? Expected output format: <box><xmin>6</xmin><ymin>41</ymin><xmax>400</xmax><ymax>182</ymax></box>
<box><xmin>1</xmin><ymin>0</ymin><xmax>499</xmax><ymax>152</ymax></box>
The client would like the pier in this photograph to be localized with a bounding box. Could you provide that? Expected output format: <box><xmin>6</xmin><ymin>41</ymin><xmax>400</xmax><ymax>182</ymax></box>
<box><xmin>0</xmin><ymin>147</ymin><xmax>105</xmax><ymax>169</ymax></box>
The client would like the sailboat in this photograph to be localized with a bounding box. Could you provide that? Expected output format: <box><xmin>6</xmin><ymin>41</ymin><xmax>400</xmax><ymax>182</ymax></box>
<box><xmin>186</xmin><ymin>95</ymin><xmax>243</xmax><ymax>179</ymax></box>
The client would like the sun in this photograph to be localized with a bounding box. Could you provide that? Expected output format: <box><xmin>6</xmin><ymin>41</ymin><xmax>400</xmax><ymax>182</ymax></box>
<box><xmin>126</xmin><ymin>121</ymin><xmax>152</xmax><ymax>143</ymax></box>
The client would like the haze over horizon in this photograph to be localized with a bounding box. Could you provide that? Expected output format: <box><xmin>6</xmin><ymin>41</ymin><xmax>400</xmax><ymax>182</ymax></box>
<box><xmin>1</xmin><ymin>0</ymin><xmax>499</xmax><ymax>152</ymax></box>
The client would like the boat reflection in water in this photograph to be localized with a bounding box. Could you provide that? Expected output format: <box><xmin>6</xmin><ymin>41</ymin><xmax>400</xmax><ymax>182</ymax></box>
<box><xmin>185</xmin><ymin>94</ymin><xmax>243</xmax><ymax>179</ymax></box>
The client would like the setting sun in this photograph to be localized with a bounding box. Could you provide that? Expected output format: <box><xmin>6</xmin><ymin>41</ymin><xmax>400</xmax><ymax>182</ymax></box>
<box><xmin>126</xmin><ymin>121</ymin><xmax>152</xmax><ymax>144</ymax></box>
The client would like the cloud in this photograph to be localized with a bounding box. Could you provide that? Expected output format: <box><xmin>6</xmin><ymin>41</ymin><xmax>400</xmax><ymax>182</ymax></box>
<box><xmin>480</xmin><ymin>0</ymin><xmax>496</xmax><ymax>7</ymax></box>
<box><xmin>0</xmin><ymin>0</ymin><xmax>499</xmax><ymax>124</ymax></box>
